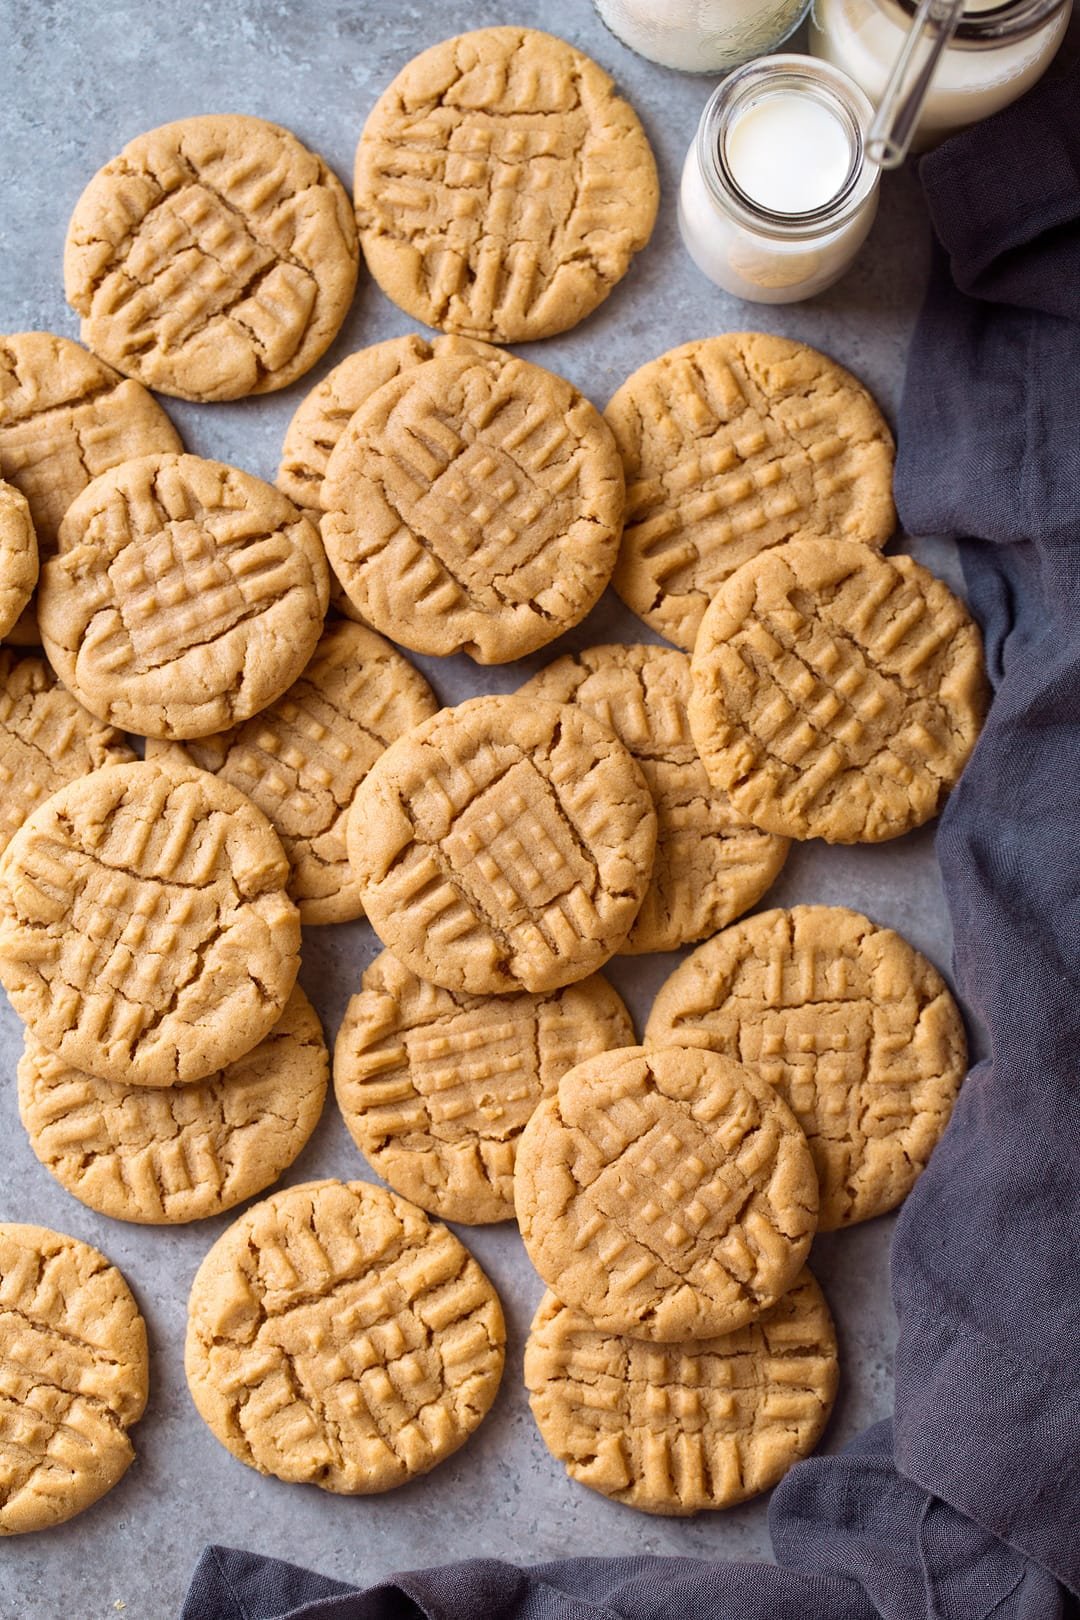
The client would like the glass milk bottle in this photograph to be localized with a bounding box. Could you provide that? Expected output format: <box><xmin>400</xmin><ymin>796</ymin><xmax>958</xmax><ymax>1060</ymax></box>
<box><xmin>810</xmin><ymin>0</ymin><xmax>1072</xmax><ymax>148</ymax></box>
<box><xmin>595</xmin><ymin>0</ymin><xmax>814</xmax><ymax>70</ymax></box>
<box><xmin>678</xmin><ymin>56</ymin><xmax>879</xmax><ymax>304</ymax></box>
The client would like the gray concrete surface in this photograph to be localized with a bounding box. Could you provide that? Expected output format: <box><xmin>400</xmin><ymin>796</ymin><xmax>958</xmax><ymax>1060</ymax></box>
<box><xmin>0</xmin><ymin>2</ymin><xmax>970</xmax><ymax>1614</ymax></box>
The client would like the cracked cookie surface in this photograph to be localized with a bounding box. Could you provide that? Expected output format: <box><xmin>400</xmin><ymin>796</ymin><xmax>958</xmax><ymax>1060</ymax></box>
<box><xmin>346</xmin><ymin>695</ymin><xmax>657</xmax><ymax>995</ymax></box>
<box><xmin>19</xmin><ymin>985</ymin><xmax>327</xmax><ymax>1225</ymax></box>
<box><xmin>688</xmin><ymin>539</ymin><xmax>988</xmax><ymax>843</ymax></box>
<box><xmin>334</xmin><ymin>951</ymin><xmax>634</xmax><ymax>1224</ymax></box>
<box><xmin>525</xmin><ymin>1268</ymin><xmax>837</xmax><ymax>1515</ymax></box>
<box><xmin>0</xmin><ymin>1222</ymin><xmax>148</xmax><ymax>1534</ymax></box>
<box><xmin>519</xmin><ymin>644</ymin><xmax>788</xmax><ymax>954</ymax></box>
<box><xmin>645</xmin><ymin>906</ymin><xmax>967</xmax><ymax>1229</ymax></box>
<box><xmin>515</xmin><ymin>1045</ymin><xmax>818</xmax><ymax>1341</ymax></box>
<box><xmin>0</xmin><ymin>481</ymin><xmax>37</xmax><ymax>639</ymax></box>
<box><xmin>0</xmin><ymin>332</ymin><xmax>182</xmax><ymax>553</ymax></box>
<box><xmin>38</xmin><ymin>452</ymin><xmax>329</xmax><ymax>741</ymax></box>
<box><xmin>0</xmin><ymin>758</ymin><xmax>300</xmax><ymax>1087</ymax></box>
<box><xmin>607</xmin><ymin>334</ymin><xmax>895</xmax><ymax>650</ymax></box>
<box><xmin>354</xmin><ymin>27</ymin><xmax>658</xmax><ymax>343</ymax></box>
<box><xmin>0</xmin><ymin>651</ymin><xmax>134</xmax><ymax>856</ymax></box>
<box><xmin>148</xmin><ymin>621</ymin><xmax>437</xmax><ymax>923</ymax></box>
<box><xmin>64</xmin><ymin>115</ymin><xmax>358</xmax><ymax>402</ymax></box>
<box><xmin>185</xmin><ymin>1179</ymin><xmax>505</xmax><ymax>1493</ymax></box>
<box><xmin>320</xmin><ymin>346</ymin><xmax>624</xmax><ymax>663</ymax></box>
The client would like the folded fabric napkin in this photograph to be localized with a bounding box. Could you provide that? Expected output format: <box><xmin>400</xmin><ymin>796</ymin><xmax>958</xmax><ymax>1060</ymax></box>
<box><xmin>181</xmin><ymin>52</ymin><xmax>1080</xmax><ymax>1620</ymax></box>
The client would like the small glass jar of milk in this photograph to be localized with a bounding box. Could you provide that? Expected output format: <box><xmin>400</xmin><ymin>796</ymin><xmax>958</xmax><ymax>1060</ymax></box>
<box><xmin>595</xmin><ymin>0</ymin><xmax>814</xmax><ymax>71</ymax></box>
<box><xmin>678</xmin><ymin>56</ymin><xmax>879</xmax><ymax>304</ymax></box>
<box><xmin>809</xmin><ymin>0</ymin><xmax>1071</xmax><ymax>148</ymax></box>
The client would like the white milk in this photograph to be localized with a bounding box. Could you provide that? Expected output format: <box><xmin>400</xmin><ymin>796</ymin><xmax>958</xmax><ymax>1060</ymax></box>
<box><xmin>809</xmin><ymin>0</ymin><xmax>1072</xmax><ymax>146</ymax></box>
<box><xmin>678</xmin><ymin>56</ymin><xmax>880</xmax><ymax>305</ymax></box>
<box><xmin>595</xmin><ymin>0</ymin><xmax>813</xmax><ymax>70</ymax></box>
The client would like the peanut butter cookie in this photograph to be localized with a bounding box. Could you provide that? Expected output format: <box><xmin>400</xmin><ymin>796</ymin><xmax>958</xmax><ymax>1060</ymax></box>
<box><xmin>519</xmin><ymin>644</ymin><xmax>788</xmax><ymax>954</ymax></box>
<box><xmin>0</xmin><ymin>332</ymin><xmax>181</xmax><ymax>551</ymax></box>
<box><xmin>525</xmin><ymin>1269</ymin><xmax>837</xmax><ymax>1515</ymax></box>
<box><xmin>0</xmin><ymin>651</ymin><xmax>134</xmax><ymax>856</ymax></box>
<box><xmin>0</xmin><ymin>481</ymin><xmax>37</xmax><ymax>639</ymax></box>
<box><xmin>0</xmin><ymin>1223</ymin><xmax>148</xmax><ymax>1534</ymax></box>
<box><xmin>645</xmin><ymin>906</ymin><xmax>967</xmax><ymax>1228</ymax></box>
<box><xmin>148</xmin><ymin>621</ymin><xmax>437</xmax><ymax>923</ymax></box>
<box><xmin>65</xmin><ymin>116</ymin><xmax>358</xmax><ymax>402</ymax></box>
<box><xmin>354</xmin><ymin>28</ymin><xmax>659</xmax><ymax>343</ymax></box>
<box><xmin>321</xmin><ymin>346</ymin><xmax>624</xmax><ymax>663</ymax></box>
<box><xmin>334</xmin><ymin>952</ymin><xmax>634</xmax><ymax>1224</ymax></box>
<box><xmin>346</xmin><ymin>695</ymin><xmax>657</xmax><ymax>995</ymax></box>
<box><xmin>185</xmin><ymin>1179</ymin><xmax>505</xmax><ymax>1493</ymax></box>
<box><xmin>0</xmin><ymin>759</ymin><xmax>300</xmax><ymax>1087</ymax></box>
<box><xmin>607</xmin><ymin>335</ymin><xmax>895</xmax><ymax>650</ymax></box>
<box><xmin>688</xmin><ymin>539</ymin><xmax>988</xmax><ymax>843</ymax></box>
<box><xmin>277</xmin><ymin>333</ymin><xmax>495</xmax><ymax>511</ymax></box>
<box><xmin>515</xmin><ymin>1045</ymin><xmax>818</xmax><ymax>1341</ymax></box>
<box><xmin>19</xmin><ymin>986</ymin><xmax>327</xmax><ymax>1225</ymax></box>
<box><xmin>38</xmin><ymin>452</ymin><xmax>329</xmax><ymax>741</ymax></box>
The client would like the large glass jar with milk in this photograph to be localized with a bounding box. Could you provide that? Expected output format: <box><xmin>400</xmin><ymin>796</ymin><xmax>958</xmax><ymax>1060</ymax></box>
<box><xmin>809</xmin><ymin>0</ymin><xmax>1072</xmax><ymax>148</ymax></box>
<box><xmin>678</xmin><ymin>56</ymin><xmax>879</xmax><ymax>304</ymax></box>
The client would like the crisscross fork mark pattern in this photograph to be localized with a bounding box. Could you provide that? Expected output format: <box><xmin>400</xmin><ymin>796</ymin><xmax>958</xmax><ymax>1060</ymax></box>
<box><xmin>525</xmin><ymin>1272</ymin><xmax>838</xmax><ymax>1513</ymax></box>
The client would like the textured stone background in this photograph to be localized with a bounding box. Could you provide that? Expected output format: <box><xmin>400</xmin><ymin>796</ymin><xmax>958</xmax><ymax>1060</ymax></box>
<box><xmin>0</xmin><ymin>3</ymin><xmax>969</xmax><ymax>1615</ymax></box>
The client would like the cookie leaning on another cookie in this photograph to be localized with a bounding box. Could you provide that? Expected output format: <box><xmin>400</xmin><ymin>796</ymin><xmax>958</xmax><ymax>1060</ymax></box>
<box><xmin>334</xmin><ymin>951</ymin><xmax>634</xmax><ymax>1223</ymax></box>
<box><xmin>64</xmin><ymin>115</ymin><xmax>358</xmax><ymax>402</ymax></box>
<box><xmin>518</xmin><ymin>644</ymin><xmax>789</xmax><ymax>954</ymax></box>
<box><xmin>148</xmin><ymin>621</ymin><xmax>437</xmax><ymax>924</ymax></box>
<box><xmin>38</xmin><ymin>452</ymin><xmax>329</xmax><ymax>741</ymax></box>
<box><xmin>607</xmin><ymin>334</ymin><xmax>896</xmax><ymax>651</ymax></box>
<box><xmin>0</xmin><ymin>759</ymin><xmax>301</xmax><ymax>1087</ymax></box>
<box><xmin>688</xmin><ymin>539</ymin><xmax>989</xmax><ymax>843</ymax></box>
<box><xmin>645</xmin><ymin>905</ymin><xmax>968</xmax><ymax>1229</ymax></box>
<box><xmin>354</xmin><ymin>27</ymin><xmax>659</xmax><ymax>343</ymax></box>
<box><xmin>515</xmin><ymin>1045</ymin><xmax>818</xmax><ymax>1342</ymax></box>
<box><xmin>525</xmin><ymin>1269</ymin><xmax>838</xmax><ymax>1515</ymax></box>
<box><xmin>0</xmin><ymin>1223</ymin><xmax>148</xmax><ymax>1535</ymax></box>
<box><xmin>185</xmin><ymin>1180</ymin><xmax>505</xmax><ymax>1494</ymax></box>
<box><xmin>346</xmin><ymin>695</ymin><xmax>657</xmax><ymax>995</ymax></box>
<box><xmin>18</xmin><ymin>986</ymin><xmax>328</xmax><ymax>1225</ymax></box>
<box><xmin>0</xmin><ymin>651</ymin><xmax>134</xmax><ymax>856</ymax></box>
<box><xmin>321</xmin><ymin>345</ymin><xmax>624</xmax><ymax>663</ymax></box>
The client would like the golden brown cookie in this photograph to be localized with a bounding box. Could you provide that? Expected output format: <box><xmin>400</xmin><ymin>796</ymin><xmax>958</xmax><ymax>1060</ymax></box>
<box><xmin>515</xmin><ymin>1045</ymin><xmax>818</xmax><ymax>1342</ymax></box>
<box><xmin>147</xmin><ymin>621</ymin><xmax>437</xmax><ymax>924</ymax></box>
<box><xmin>346</xmin><ymin>695</ymin><xmax>657</xmax><ymax>995</ymax></box>
<box><xmin>320</xmin><ymin>345</ymin><xmax>624</xmax><ymax>663</ymax></box>
<box><xmin>0</xmin><ymin>481</ymin><xmax>37</xmax><ymax>639</ymax></box>
<box><xmin>277</xmin><ymin>333</ymin><xmax>494</xmax><ymax>511</ymax></box>
<box><xmin>185</xmin><ymin>1179</ymin><xmax>505</xmax><ymax>1493</ymax></box>
<box><xmin>64</xmin><ymin>116</ymin><xmax>358</xmax><ymax>402</ymax></box>
<box><xmin>38</xmin><ymin>452</ymin><xmax>329</xmax><ymax>741</ymax></box>
<box><xmin>606</xmin><ymin>334</ymin><xmax>896</xmax><ymax>650</ymax></box>
<box><xmin>354</xmin><ymin>27</ymin><xmax>659</xmax><ymax>343</ymax></box>
<box><xmin>334</xmin><ymin>951</ymin><xmax>635</xmax><ymax>1224</ymax></box>
<box><xmin>645</xmin><ymin>906</ymin><xmax>967</xmax><ymax>1229</ymax></box>
<box><xmin>0</xmin><ymin>331</ymin><xmax>181</xmax><ymax>552</ymax></box>
<box><xmin>0</xmin><ymin>758</ymin><xmax>300</xmax><ymax>1087</ymax></box>
<box><xmin>688</xmin><ymin>540</ymin><xmax>988</xmax><ymax>844</ymax></box>
<box><xmin>525</xmin><ymin>1269</ymin><xmax>837</xmax><ymax>1515</ymax></box>
<box><xmin>18</xmin><ymin>986</ymin><xmax>328</xmax><ymax>1225</ymax></box>
<box><xmin>0</xmin><ymin>1223</ymin><xmax>148</xmax><ymax>1534</ymax></box>
<box><xmin>0</xmin><ymin>651</ymin><xmax>134</xmax><ymax>856</ymax></box>
<box><xmin>519</xmin><ymin>644</ymin><xmax>789</xmax><ymax>954</ymax></box>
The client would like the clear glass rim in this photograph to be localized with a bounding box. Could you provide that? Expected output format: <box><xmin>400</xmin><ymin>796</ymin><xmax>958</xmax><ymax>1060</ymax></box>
<box><xmin>696</xmin><ymin>55</ymin><xmax>879</xmax><ymax>240</ymax></box>
<box><xmin>881</xmin><ymin>0</ymin><xmax>1068</xmax><ymax>43</ymax></box>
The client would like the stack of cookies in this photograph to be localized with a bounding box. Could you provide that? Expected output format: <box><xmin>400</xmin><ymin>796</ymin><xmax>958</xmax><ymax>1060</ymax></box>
<box><xmin>1</xmin><ymin>21</ymin><xmax>988</xmax><ymax>1535</ymax></box>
